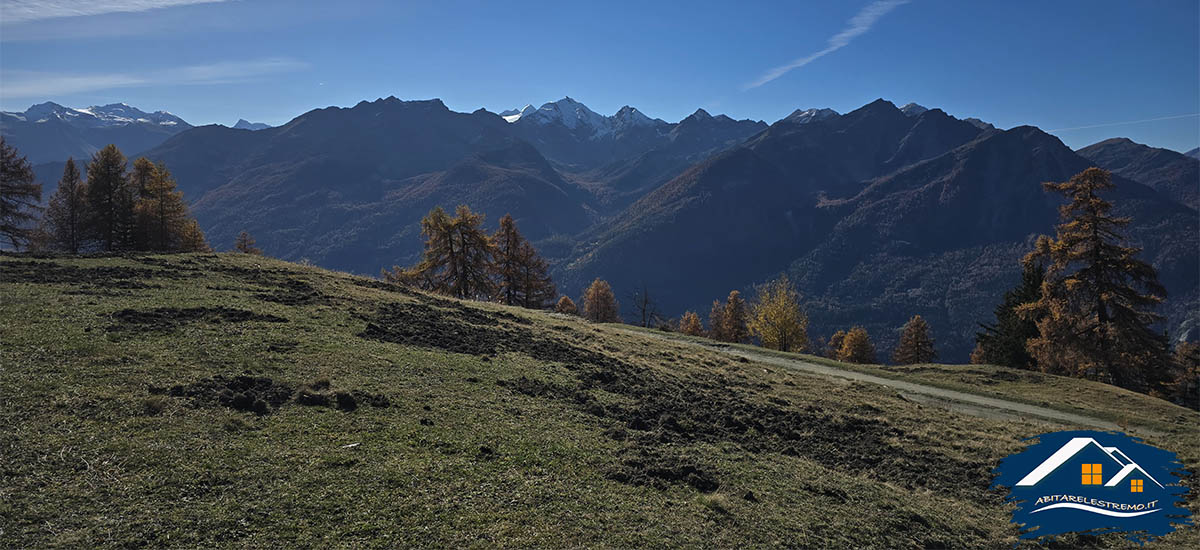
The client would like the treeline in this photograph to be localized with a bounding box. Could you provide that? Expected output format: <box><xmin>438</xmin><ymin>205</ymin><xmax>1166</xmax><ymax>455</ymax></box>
<box><xmin>0</xmin><ymin>138</ymin><xmax>209</xmax><ymax>253</ymax></box>
<box><xmin>970</xmin><ymin>167</ymin><xmax>1196</xmax><ymax>409</ymax></box>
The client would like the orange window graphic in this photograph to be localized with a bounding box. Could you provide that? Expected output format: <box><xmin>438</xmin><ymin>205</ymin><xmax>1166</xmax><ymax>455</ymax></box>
<box><xmin>1081</xmin><ymin>463</ymin><xmax>1103</xmax><ymax>485</ymax></box>
<box><xmin>1131</xmin><ymin>479</ymin><xmax>1143</xmax><ymax>493</ymax></box>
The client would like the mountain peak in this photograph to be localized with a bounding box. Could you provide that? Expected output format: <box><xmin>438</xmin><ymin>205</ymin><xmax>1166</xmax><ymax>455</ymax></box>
<box><xmin>900</xmin><ymin>102</ymin><xmax>928</xmax><ymax>117</ymax></box>
<box><xmin>688</xmin><ymin>108</ymin><xmax>712</xmax><ymax>120</ymax></box>
<box><xmin>785</xmin><ymin>108</ymin><xmax>838</xmax><ymax>125</ymax></box>
<box><xmin>234</xmin><ymin>119</ymin><xmax>271</xmax><ymax>131</ymax></box>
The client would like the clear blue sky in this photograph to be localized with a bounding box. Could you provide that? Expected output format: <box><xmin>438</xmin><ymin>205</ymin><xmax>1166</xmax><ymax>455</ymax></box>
<box><xmin>2</xmin><ymin>0</ymin><xmax>1197</xmax><ymax>152</ymax></box>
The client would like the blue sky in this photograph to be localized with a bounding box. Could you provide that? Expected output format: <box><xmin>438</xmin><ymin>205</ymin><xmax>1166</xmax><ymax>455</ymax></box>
<box><xmin>2</xmin><ymin>0</ymin><xmax>1197</xmax><ymax>152</ymax></box>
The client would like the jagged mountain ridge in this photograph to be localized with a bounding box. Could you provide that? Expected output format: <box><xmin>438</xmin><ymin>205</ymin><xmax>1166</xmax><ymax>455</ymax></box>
<box><xmin>1</xmin><ymin>102</ymin><xmax>191</xmax><ymax>163</ymax></box>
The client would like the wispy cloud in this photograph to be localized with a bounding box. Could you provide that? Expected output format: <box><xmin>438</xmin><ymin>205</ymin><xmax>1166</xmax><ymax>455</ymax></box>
<box><xmin>1047</xmin><ymin>113</ymin><xmax>1200</xmax><ymax>132</ymax></box>
<box><xmin>1</xmin><ymin>0</ymin><xmax>228</xmax><ymax>23</ymax></box>
<box><xmin>744</xmin><ymin>0</ymin><xmax>909</xmax><ymax>90</ymax></box>
<box><xmin>1</xmin><ymin>58</ymin><xmax>309</xmax><ymax>98</ymax></box>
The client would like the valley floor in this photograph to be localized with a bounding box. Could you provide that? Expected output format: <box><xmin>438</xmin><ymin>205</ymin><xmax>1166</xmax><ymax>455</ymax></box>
<box><xmin>1</xmin><ymin>253</ymin><xmax>1196</xmax><ymax>549</ymax></box>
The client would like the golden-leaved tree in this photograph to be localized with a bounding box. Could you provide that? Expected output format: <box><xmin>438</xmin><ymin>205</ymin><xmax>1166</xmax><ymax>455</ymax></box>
<box><xmin>1019</xmin><ymin>168</ymin><xmax>1170</xmax><ymax>393</ymax></box>
<box><xmin>747</xmin><ymin>274</ymin><xmax>808</xmax><ymax>352</ymax></box>
<box><xmin>133</xmin><ymin>161</ymin><xmax>205</xmax><ymax>251</ymax></box>
<box><xmin>235</xmin><ymin>231</ymin><xmax>262</xmax><ymax>254</ymax></box>
<box><xmin>493</xmin><ymin>214</ymin><xmax>556</xmax><ymax>309</ymax></box>
<box><xmin>387</xmin><ymin>205</ymin><xmax>496</xmax><ymax>299</ymax></box>
<box><xmin>720</xmin><ymin>290</ymin><xmax>749</xmax><ymax>343</ymax></box>
<box><xmin>826</xmin><ymin>330</ymin><xmax>846</xmax><ymax>359</ymax></box>
<box><xmin>554</xmin><ymin>295</ymin><xmax>578</xmax><ymax>315</ymax></box>
<box><xmin>582</xmin><ymin>278</ymin><xmax>620</xmax><ymax>323</ymax></box>
<box><xmin>708</xmin><ymin>300</ymin><xmax>726</xmax><ymax>341</ymax></box>
<box><xmin>892</xmin><ymin>314</ymin><xmax>937</xmax><ymax>364</ymax></box>
<box><xmin>679</xmin><ymin>311</ymin><xmax>704</xmax><ymax>336</ymax></box>
<box><xmin>838</xmin><ymin>327</ymin><xmax>876</xmax><ymax>364</ymax></box>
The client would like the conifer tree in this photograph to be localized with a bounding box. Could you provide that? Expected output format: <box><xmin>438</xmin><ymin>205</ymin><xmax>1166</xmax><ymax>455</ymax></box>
<box><xmin>86</xmin><ymin>144</ymin><xmax>135</xmax><ymax>251</ymax></box>
<box><xmin>747</xmin><ymin>275</ymin><xmax>808</xmax><ymax>352</ymax></box>
<box><xmin>1019</xmin><ymin>168</ymin><xmax>1170</xmax><ymax>393</ymax></box>
<box><xmin>892</xmin><ymin>315</ymin><xmax>937</xmax><ymax>364</ymax></box>
<box><xmin>134</xmin><ymin>162</ymin><xmax>190</xmax><ymax>250</ymax></box>
<box><xmin>826</xmin><ymin>330</ymin><xmax>846</xmax><ymax>359</ymax></box>
<box><xmin>177</xmin><ymin>219</ymin><xmax>211</xmax><ymax>252</ymax></box>
<box><xmin>554</xmin><ymin>295</ymin><xmax>578</xmax><ymax>315</ymax></box>
<box><xmin>708</xmin><ymin>300</ymin><xmax>727</xmax><ymax>341</ymax></box>
<box><xmin>721</xmin><ymin>290</ymin><xmax>749</xmax><ymax>343</ymax></box>
<box><xmin>493</xmin><ymin>214</ymin><xmax>556</xmax><ymax>309</ymax></box>
<box><xmin>974</xmin><ymin>263</ymin><xmax>1044</xmax><ymax>369</ymax></box>
<box><xmin>0</xmin><ymin>137</ymin><xmax>42</xmax><ymax>250</ymax></box>
<box><xmin>838</xmin><ymin>327</ymin><xmax>876</xmax><ymax>364</ymax></box>
<box><xmin>402</xmin><ymin>205</ymin><xmax>496</xmax><ymax>299</ymax></box>
<box><xmin>679</xmin><ymin>311</ymin><xmax>704</xmax><ymax>337</ymax></box>
<box><xmin>582</xmin><ymin>278</ymin><xmax>620</xmax><ymax>323</ymax></box>
<box><xmin>44</xmin><ymin>158</ymin><xmax>89</xmax><ymax>253</ymax></box>
<box><xmin>235</xmin><ymin>230</ymin><xmax>262</xmax><ymax>254</ymax></box>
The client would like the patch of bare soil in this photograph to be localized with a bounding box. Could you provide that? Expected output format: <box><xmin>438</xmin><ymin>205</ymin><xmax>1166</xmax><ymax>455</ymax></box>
<box><xmin>107</xmin><ymin>307</ymin><xmax>288</xmax><ymax>333</ymax></box>
<box><xmin>0</xmin><ymin>260</ymin><xmax>188</xmax><ymax>285</ymax></box>
<box><xmin>154</xmin><ymin>375</ymin><xmax>389</xmax><ymax>415</ymax></box>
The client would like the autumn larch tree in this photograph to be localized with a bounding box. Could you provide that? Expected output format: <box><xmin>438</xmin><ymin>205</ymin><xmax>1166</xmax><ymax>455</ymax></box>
<box><xmin>708</xmin><ymin>300</ymin><xmax>727</xmax><ymax>341</ymax></box>
<box><xmin>1019</xmin><ymin>167</ymin><xmax>1171</xmax><ymax>393</ymax></box>
<box><xmin>44</xmin><ymin>158</ymin><xmax>89</xmax><ymax>253</ymax></box>
<box><xmin>86</xmin><ymin>144</ymin><xmax>135</xmax><ymax>251</ymax></box>
<box><xmin>974</xmin><ymin>263</ymin><xmax>1045</xmax><ymax>369</ymax></box>
<box><xmin>492</xmin><ymin>214</ymin><xmax>556</xmax><ymax>309</ymax></box>
<box><xmin>177</xmin><ymin>219</ymin><xmax>211</xmax><ymax>252</ymax></box>
<box><xmin>826</xmin><ymin>330</ymin><xmax>846</xmax><ymax>359</ymax></box>
<box><xmin>679</xmin><ymin>311</ymin><xmax>704</xmax><ymax>337</ymax></box>
<box><xmin>391</xmin><ymin>205</ymin><xmax>496</xmax><ymax>299</ymax></box>
<box><xmin>0</xmin><ymin>137</ymin><xmax>42</xmax><ymax>250</ymax></box>
<box><xmin>892</xmin><ymin>314</ymin><xmax>937</xmax><ymax>365</ymax></box>
<box><xmin>747</xmin><ymin>275</ymin><xmax>808</xmax><ymax>352</ymax></box>
<box><xmin>721</xmin><ymin>290</ymin><xmax>749</xmax><ymax>343</ymax></box>
<box><xmin>838</xmin><ymin>327</ymin><xmax>876</xmax><ymax>364</ymax></box>
<box><xmin>582</xmin><ymin>278</ymin><xmax>620</xmax><ymax>323</ymax></box>
<box><xmin>235</xmin><ymin>230</ymin><xmax>262</xmax><ymax>255</ymax></box>
<box><xmin>134</xmin><ymin>161</ymin><xmax>192</xmax><ymax>250</ymax></box>
<box><xmin>554</xmin><ymin>295</ymin><xmax>578</xmax><ymax>315</ymax></box>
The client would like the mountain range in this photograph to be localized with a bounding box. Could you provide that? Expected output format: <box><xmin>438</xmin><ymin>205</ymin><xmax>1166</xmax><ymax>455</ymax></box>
<box><xmin>0</xmin><ymin>102</ymin><xmax>190</xmax><ymax>164</ymax></box>
<box><xmin>3</xmin><ymin>96</ymin><xmax>1196</xmax><ymax>361</ymax></box>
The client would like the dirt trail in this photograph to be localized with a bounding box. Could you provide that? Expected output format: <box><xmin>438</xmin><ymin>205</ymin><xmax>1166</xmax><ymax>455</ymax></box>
<box><xmin>621</xmin><ymin>329</ymin><xmax>1162</xmax><ymax>436</ymax></box>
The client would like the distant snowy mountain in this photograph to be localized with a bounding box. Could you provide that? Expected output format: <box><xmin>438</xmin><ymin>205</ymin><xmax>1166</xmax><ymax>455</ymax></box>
<box><xmin>784</xmin><ymin>108</ymin><xmax>838</xmax><ymax>124</ymax></box>
<box><xmin>0</xmin><ymin>102</ymin><xmax>192</xmax><ymax>163</ymax></box>
<box><xmin>499</xmin><ymin>104</ymin><xmax>536</xmax><ymax>123</ymax></box>
<box><xmin>900</xmin><ymin>102</ymin><xmax>928</xmax><ymax>117</ymax></box>
<box><xmin>1187</xmin><ymin>147</ymin><xmax>1200</xmax><ymax>160</ymax></box>
<box><xmin>233</xmin><ymin>119</ymin><xmax>271</xmax><ymax>131</ymax></box>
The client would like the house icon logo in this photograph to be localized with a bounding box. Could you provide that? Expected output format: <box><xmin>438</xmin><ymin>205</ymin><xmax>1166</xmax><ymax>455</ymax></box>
<box><xmin>992</xmin><ymin>430</ymin><xmax>1192</xmax><ymax>544</ymax></box>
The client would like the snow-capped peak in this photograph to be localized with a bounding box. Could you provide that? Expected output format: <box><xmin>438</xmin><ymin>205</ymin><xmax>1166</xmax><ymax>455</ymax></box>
<box><xmin>522</xmin><ymin>97</ymin><xmax>610</xmax><ymax>133</ymax></box>
<box><xmin>784</xmin><ymin>108</ymin><xmax>838</xmax><ymax>124</ymax></box>
<box><xmin>900</xmin><ymin>102</ymin><xmax>928</xmax><ymax>117</ymax></box>
<box><xmin>501</xmin><ymin>104</ymin><xmax>536</xmax><ymax>123</ymax></box>
<box><xmin>1</xmin><ymin>102</ymin><xmax>189</xmax><ymax>129</ymax></box>
<box><xmin>612</xmin><ymin>105</ymin><xmax>656</xmax><ymax>128</ymax></box>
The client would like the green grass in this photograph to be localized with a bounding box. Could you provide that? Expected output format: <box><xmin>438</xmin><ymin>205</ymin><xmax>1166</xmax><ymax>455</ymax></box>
<box><xmin>2</xmin><ymin>253</ymin><xmax>1197</xmax><ymax>549</ymax></box>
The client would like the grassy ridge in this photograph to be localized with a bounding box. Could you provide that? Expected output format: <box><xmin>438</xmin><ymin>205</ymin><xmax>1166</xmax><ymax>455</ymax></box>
<box><xmin>1</xmin><ymin>253</ymin><xmax>1196</xmax><ymax>548</ymax></box>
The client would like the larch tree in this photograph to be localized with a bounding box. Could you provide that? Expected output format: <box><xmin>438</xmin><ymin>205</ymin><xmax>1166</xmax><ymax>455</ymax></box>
<box><xmin>554</xmin><ymin>295</ymin><xmax>578</xmax><ymax>315</ymax></box>
<box><xmin>44</xmin><ymin>158</ymin><xmax>89</xmax><ymax>253</ymax></box>
<box><xmin>747</xmin><ymin>274</ymin><xmax>808</xmax><ymax>352</ymax></box>
<box><xmin>398</xmin><ymin>205</ymin><xmax>496</xmax><ymax>299</ymax></box>
<box><xmin>826</xmin><ymin>330</ymin><xmax>846</xmax><ymax>359</ymax></box>
<box><xmin>1019</xmin><ymin>167</ymin><xmax>1171</xmax><ymax>393</ymax></box>
<box><xmin>177</xmin><ymin>219</ymin><xmax>212</xmax><ymax>252</ymax></box>
<box><xmin>974</xmin><ymin>263</ymin><xmax>1044</xmax><ymax>369</ymax></box>
<box><xmin>838</xmin><ymin>327</ymin><xmax>876</xmax><ymax>364</ymax></box>
<box><xmin>892</xmin><ymin>314</ymin><xmax>937</xmax><ymax>364</ymax></box>
<box><xmin>134</xmin><ymin>162</ymin><xmax>190</xmax><ymax>250</ymax></box>
<box><xmin>679</xmin><ymin>311</ymin><xmax>704</xmax><ymax>337</ymax></box>
<box><xmin>235</xmin><ymin>230</ymin><xmax>262</xmax><ymax>254</ymax></box>
<box><xmin>86</xmin><ymin>144</ymin><xmax>135</xmax><ymax>251</ymax></box>
<box><xmin>721</xmin><ymin>290</ymin><xmax>749</xmax><ymax>343</ymax></box>
<box><xmin>0</xmin><ymin>137</ymin><xmax>42</xmax><ymax>250</ymax></box>
<box><xmin>492</xmin><ymin>214</ymin><xmax>556</xmax><ymax>309</ymax></box>
<box><xmin>581</xmin><ymin>278</ymin><xmax>620</xmax><ymax>323</ymax></box>
<box><xmin>708</xmin><ymin>300</ymin><xmax>727</xmax><ymax>341</ymax></box>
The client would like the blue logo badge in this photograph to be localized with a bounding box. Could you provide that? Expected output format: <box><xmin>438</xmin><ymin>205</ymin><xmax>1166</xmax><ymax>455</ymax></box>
<box><xmin>991</xmin><ymin>430</ymin><xmax>1192</xmax><ymax>544</ymax></box>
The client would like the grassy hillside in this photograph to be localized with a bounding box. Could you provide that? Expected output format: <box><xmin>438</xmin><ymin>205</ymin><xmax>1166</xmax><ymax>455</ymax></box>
<box><xmin>2</xmin><ymin>253</ymin><xmax>1196</xmax><ymax>548</ymax></box>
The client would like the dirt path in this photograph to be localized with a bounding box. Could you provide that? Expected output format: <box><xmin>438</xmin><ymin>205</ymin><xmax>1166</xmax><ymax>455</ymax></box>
<box><xmin>622</xmin><ymin>329</ymin><xmax>1158</xmax><ymax>435</ymax></box>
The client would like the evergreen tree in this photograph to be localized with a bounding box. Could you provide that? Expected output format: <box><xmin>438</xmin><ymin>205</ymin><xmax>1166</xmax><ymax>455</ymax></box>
<box><xmin>0</xmin><ymin>137</ymin><xmax>42</xmax><ymax>250</ymax></box>
<box><xmin>492</xmin><ymin>214</ymin><xmax>556</xmax><ymax>309</ymax></box>
<box><xmin>86</xmin><ymin>144</ymin><xmax>135</xmax><ymax>251</ymax></box>
<box><xmin>679</xmin><ymin>311</ymin><xmax>704</xmax><ymax>337</ymax></box>
<box><xmin>747</xmin><ymin>274</ymin><xmax>808</xmax><ymax>352</ymax></box>
<box><xmin>44</xmin><ymin>158</ymin><xmax>89</xmax><ymax>253</ymax></box>
<box><xmin>892</xmin><ymin>314</ymin><xmax>937</xmax><ymax>364</ymax></box>
<box><xmin>1020</xmin><ymin>168</ymin><xmax>1171</xmax><ymax>393</ymax></box>
<box><xmin>554</xmin><ymin>295</ymin><xmax>578</xmax><ymax>315</ymax></box>
<box><xmin>401</xmin><ymin>205</ymin><xmax>496</xmax><ymax>299</ymax></box>
<box><xmin>708</xmin><ymin>300</ymin><xmax>727</xmax><ymax>341</ymax></box>
<box><xmin>838</xmin><ymin>327</ymin><xmax>876</xmax><ymax>363</ymax></box>
<box><xmin>581</xmin><ymin>278</ymin><xmax>620</xmax><ymax>323</ymax></box>
<box><xmin>235</xmin><ymin>230</ymin><xmax>262</xmax><ymax>255</ymax></box>
<box><xmin>134</xmin><ymin>161</ymin><xmax>190</xmax><ymax>250</ymax></box>
<box><xmin>721</xmin><ymin>290</ymin><xmax>749</xmax><ymax>343</ymax></box>
<box><xmin>974</xmin><ymin>263</ymin><xmax>1044</xmax><ymax>369</ymax></box>
<box><xmin>826</xmin><ymin>330</ymin><xmax>846</xmax><ymax>359</ymax></box>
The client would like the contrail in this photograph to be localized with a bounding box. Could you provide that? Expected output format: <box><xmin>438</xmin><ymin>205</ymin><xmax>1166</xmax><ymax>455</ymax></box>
<box><xmin>1048</xmin><ymin>113</ymin><xmax>1199</xmax><ymax>132</ymax></box>
<box><xmin>744</xmin><ymin>0</ymin><xmax>910</xmax><ymax>90</ymax></box>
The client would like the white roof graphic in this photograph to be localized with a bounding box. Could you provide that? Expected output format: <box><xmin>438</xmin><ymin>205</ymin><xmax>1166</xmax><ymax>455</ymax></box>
<box><xmin>1015</xmin><ymin>437</ymin><xmax>1163</xmax><ymax>488</ymax></box>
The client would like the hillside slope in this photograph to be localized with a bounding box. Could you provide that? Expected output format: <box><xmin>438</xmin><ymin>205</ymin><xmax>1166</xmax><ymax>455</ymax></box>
<box><xmin>2</xmin><ymin>254</ymin><xmax>1197</xmax><ymax>548</ymax></box>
